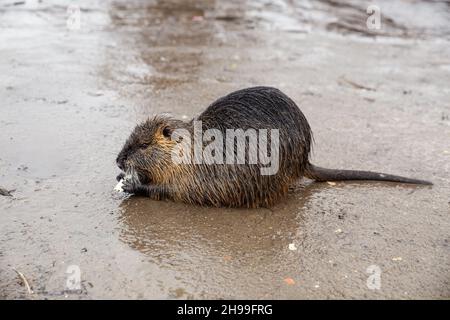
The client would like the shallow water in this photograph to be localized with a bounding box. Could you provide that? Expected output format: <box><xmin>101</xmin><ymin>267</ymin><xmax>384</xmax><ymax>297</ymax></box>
<box><xmin>0</xmin><ymin>0</ymin><xmax>449</xmax><ymax>299</ymax></box>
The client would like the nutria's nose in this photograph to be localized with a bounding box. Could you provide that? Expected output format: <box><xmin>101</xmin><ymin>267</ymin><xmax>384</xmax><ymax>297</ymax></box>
<box><xmin>116</xmin><ymin>155</ymin><xmax>125</xmax><ymax>171</ymax></box>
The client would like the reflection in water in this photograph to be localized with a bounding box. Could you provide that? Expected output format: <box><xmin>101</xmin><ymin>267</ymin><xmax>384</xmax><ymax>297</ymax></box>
<box><xmin>106</xmin><ymin>0</ymin><xmax>248</xmax><ymax>91</ymax></box>
<box><xmin>118</xmin><ymin>185</ymin><xmax>312</xmax><ymax>257</ymax></box>
<box><xmin>117</xmin><ymin>182</ymin><xmax>322</xmax><ymax>298</ymax></box>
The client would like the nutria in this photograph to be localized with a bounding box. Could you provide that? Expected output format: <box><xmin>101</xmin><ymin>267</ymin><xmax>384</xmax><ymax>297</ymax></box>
<box><xmin>116</xmin><ymin>86</ymin><xmax>431</xmax><ymax>208</ymax></box>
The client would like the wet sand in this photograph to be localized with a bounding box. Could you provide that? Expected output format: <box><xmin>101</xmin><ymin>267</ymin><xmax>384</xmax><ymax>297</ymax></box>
<box><xmin>0</xmin><ymin>0</ymin><xmax>449</xmax><ymax>299</ymax></box>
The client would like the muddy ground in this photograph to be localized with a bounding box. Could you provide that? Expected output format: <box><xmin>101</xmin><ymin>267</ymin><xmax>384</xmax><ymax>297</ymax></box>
<box><xmin>0</xmin><ymin>0</ymin><xmax>449</xmax><ymax>299</ymax></box>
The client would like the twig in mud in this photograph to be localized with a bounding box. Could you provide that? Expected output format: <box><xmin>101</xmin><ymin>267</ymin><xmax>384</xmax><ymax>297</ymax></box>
<box><xmin>12</xmin><ymin>268</ymin><xmax>33</xmax><ymax>295</ymax></box>
<box><xmin>0</xmin><ymin>187</ymin><xmax>14</xmax><ymax>197</ymax></box>
<box><xmin>339</xmin><ymin>76</ymin><xmax>376</xmax><ymax>91</ymax></box>
<box><xmin>3</xmin><ymin>1</ymin><xmax>25</xmax><ymax>7</ymax></box>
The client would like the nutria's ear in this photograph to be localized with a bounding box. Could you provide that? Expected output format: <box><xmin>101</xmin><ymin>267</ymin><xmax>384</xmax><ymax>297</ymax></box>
<box><xmin>162</xmin><ymin>125</ymin><xmax>173</xmax><ymax>138</ymax></box>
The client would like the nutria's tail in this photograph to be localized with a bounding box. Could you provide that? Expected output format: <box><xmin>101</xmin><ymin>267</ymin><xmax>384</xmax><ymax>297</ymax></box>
<box><xmin>305</xmin><ymin>163</ymin><xmax>432</xmax><ymax>185</ymax></box>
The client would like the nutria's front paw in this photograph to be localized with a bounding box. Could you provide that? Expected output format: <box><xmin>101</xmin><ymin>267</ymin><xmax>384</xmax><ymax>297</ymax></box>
<box><xmin>122</xmin><ymin>180</ymin><xmax>147</xmax><ymax>196</ymax></box>
<box><xmin>121</xmin><ymin>180</ymin><xmax>139</xmax><ymax>194</ymax></box>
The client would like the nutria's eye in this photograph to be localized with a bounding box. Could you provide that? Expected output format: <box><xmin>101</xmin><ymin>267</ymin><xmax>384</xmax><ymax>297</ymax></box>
<box><xmin>139</xmin><ymin>143</ymin><xmax>149</xmax><ymax>150</ymax></box>
<box><xmin>162</xmin><ymin>126</ymin><xmax>172</xmax><ymax>138</ymax></box>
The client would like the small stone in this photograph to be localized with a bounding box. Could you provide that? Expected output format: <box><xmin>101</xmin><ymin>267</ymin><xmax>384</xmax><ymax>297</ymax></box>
<box><xmin>88</xmin><ymin>91</ymin><xmax>104</xmax><ymax>97</ymax></box>
<box><xmin>284</xmin><ymin>278</ymin><xmax>295</xmax><ymax>285</ymax></box>
<box><xmin>192</xmin><ymin>15</ymin><xmax>204</xmax><ymax>22</ymax></box>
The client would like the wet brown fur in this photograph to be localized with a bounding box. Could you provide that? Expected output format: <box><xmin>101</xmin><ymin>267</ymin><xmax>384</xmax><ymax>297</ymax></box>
<box><xmin>116</xmin><ymin>86</ymin><xmax>431</xmax><ymax>208</ymax></box>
